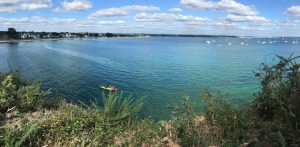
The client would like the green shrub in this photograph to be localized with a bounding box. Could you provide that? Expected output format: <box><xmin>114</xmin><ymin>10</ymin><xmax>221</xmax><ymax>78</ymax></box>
<box><xmin>0</xmin><ymin>71</ymin><xmax>49</xmax><ymax>113</ymax></box>
<box><xmin>171</xmin><ymin>90</ymin><xmax>253</xmax><ymax>146</ymax></box>
<box><xmin>0</xmin><ymin>74</ymin><xmax>19</xmax><ymax>112</ymax></box>
<box><xmin>170</xmin><ymin>93</ymin><xmax>201</xmax><ymax>146</ymax></box>
<box><xmin>3</xmin><ymin>92</ymin><xmax>147</xmax><ymax>146</ymax></box>
<box><xmin>0</xmin><ymin>71</ymin><xmax>28</xmax><ymax>89</ymax></box>
<box><xmin>17</xmin><ymin>81</ymin><xmax>50</xmax><ymax>112</ymax></box>
<box><xmin>0</xmin><ymin>70</ymin><xmax>28</xmax><ymax>111</ymax></box>
<box><xmin>100</xmin><ymin>92</ymin><xmax>144</xmax><ymax>123</ymax></box>
<box><xmin>202</xmin><ymin>89</ymin><xmax>253</xmax><ymax>146</ymax></box>
<box><xmin>253</xmin><ymin>54</ymin><xmax>300</xmax><ymax>145</ymax></box>
<box><xmin>125</xmin><ymin>118</ymin><xmax>163</xmax><ymax>146</ymax></box>
<box><xmin>3</xmin><ymin>120</ymin><xmax>46</xmax><ymax>147</ymax></box>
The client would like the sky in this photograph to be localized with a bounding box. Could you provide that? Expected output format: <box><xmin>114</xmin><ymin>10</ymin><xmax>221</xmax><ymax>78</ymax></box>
<box><xmin>1</xmin><ymin>0</ymin><xmax>300</xmax><ymax>36</ymax></box>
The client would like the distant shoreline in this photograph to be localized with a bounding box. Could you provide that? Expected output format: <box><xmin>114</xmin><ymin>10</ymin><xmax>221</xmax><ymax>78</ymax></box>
<box><xmin>0</xmin><ymin>34</ymin><xmax>237</xmax><ymax>44</ymax></box>
<box><xmin>0</xmin><ymin>30</ymin><xmax>240</xmax><ymax>42</ymax></box>
<box><xmin>2</xmin><ymin>34</ymin><xmax>299</xmax><ymax>44</ymax></box>
<box><xmin>0</xmin><ymin>39</ymin><xmax>58</xmax><ymax>43</ymax></box>
<box><xmin>0</xmin><ymin>37</ymin><xmax>151</xmax><ymax>44</ymax></box>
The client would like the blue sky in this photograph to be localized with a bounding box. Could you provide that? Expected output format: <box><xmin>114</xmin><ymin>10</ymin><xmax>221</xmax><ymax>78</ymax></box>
<box><xmin>1</xmin><ymin>0</ymin><xmax>300</xmax><ymax>36</ymax></box>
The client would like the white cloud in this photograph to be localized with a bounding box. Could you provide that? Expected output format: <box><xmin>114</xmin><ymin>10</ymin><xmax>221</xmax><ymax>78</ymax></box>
<box><xmin>0</xmin><ymin>1</ymin><xmax>19</xmax><ymax>12</ymax></box>
<box><xmin>186</xmin><ymin>19</ymin><xmax>237</xmax><ymax>28</ymax></box>
<box><xmin>20</xmin><ymin>0</ymin><xmax>52</xmax><ymax>10</ymax></box>
<box><xmin>61</xmin><ymin>0</ymin><xmax>92</xmax><ymax>11</ymax></box>
<box><xmin>0</xmin><ymin>16</ymin><xmax>129</xmax><ymax>32</ymax></box>
<box><xmin>134</xmin><ymin>12</ymin><xmax>272</xmax><ymax>30</ymax></box>
<box><xmin>90</xmin><ymin>8</ymin><xmax>128</xmax><ymax>17</ymax></box>
<box><xmin>180</xmin><ymin>0</ymin><xmax>271</xmax><ymax>26</ymax></box>
<box><xmin>89</xmin><ymin>5</ymin><xmax>160</xmax><ymax>18</ymax></box>
<box><xmin>180</xmin><ymin>0</ymin><xmax>214</xmax><ymax>10</ymax></box>
<box><xmin>281</xmin><ymin>19</ymin><xmax>300</xmax><ymax>26</ymax></box>
<box><xmin>135</xmin><ymin>13</ymin><xmax>210</xmax><ymax>22</ymax></box>
<box><xmin>169</xmin><ymin>8</ymin><xmax>183</xmax><ymax>13</ymax></box>
<box><xmin>216</xmin><ymin>0</ymin><xmax>258</xmax><ymax>16</ymax></box>
<box><xmin>0</xmin><ymin>0</ymin><xmax>52</xmax><ymax>13</ymax></box>
<box><xmin>52</xmin><ymin>7</ymin><xmax>61</xmax><ymax>12</ymax></box>
<box><xmin>134</xmin><ymin>12</ymin><xmax>239</xmax><ymax>29</ymax></box>
<box><xmin>226</xmin><ymin>14</ymin><xmax>270</xmax><ymax>24</ymax></box>
<box><xmin>1</xmin><ymin>15</ymin><xmax>300</xmax><ymax>36</ymax></box>
<box><xmin>285</xmin><ymin>6</ymin><xmax>300</xmax><ymax>17</ymax></box>
<box><xmin>97</xmin><ymin>20</ymin><xmax>125</xmax><ymax>25</ymax></box>
<box><xmin>180</xmin><ymin>0</ymin><xmax>258</xmax><ymax>16</ymax></box>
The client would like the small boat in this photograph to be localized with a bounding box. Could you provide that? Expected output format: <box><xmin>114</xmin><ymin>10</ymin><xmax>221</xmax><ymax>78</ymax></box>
<box><xmin>100</xmin><ymin>86</ymin><xmax>117</xmax><ymax>91</ymax></box>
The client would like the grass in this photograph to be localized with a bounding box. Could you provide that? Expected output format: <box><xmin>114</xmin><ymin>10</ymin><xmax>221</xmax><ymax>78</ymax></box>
<box><xmin>0</xmin><ymin>55</ymin><xmax>300</xmax><ymax>146</ymax></box>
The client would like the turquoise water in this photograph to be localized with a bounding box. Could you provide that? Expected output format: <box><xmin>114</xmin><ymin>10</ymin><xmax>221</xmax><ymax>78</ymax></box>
<box><xmin>0</xmin><ymin>37</ymin><xmax>299</xmax><ymax>119</ymax></box>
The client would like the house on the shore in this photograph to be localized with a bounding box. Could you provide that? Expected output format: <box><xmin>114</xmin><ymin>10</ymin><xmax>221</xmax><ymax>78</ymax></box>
<box><xmin>0</xmin><ymin>31</ymin><xmax>8</xmax><ymax>40</ymax></box>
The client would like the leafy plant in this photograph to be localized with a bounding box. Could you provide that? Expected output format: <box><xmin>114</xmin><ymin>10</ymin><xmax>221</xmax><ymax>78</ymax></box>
<box><xmin>202</xmin><ymin>89</ymin><xmax>253</xmax><ymax>146</ymax></box>
<box><xmin>0</xmin><ymin>74</ymin><xmax>18</xmax><ymax>112</ymax></box>
<box><xmin>101</xmin><ymin>92</ymin><xmax>144</xmax><ymax>123</ymax></box>
<box><xmin>253</xmin><ymin>54</ymin><xmax>300</xmax><ymax>145</ymax></box>
<box><xmin>0</xmin><ymin>70</ymin><xmax>27</xmax><ymax>112</ymax></box>
<box><xmin>17</xmin><ymin>81</ymin><xmax>50</xmax><ymax>112</ymax></box>
<box><xmin>4</xmin><ymin>120</ymin><xmax>46</xmax><ymax>147</ymax></box>
<box><xmin>0</xmin><ymin>71</ymin><xmax>49</xmax><ymax>113</ymax></box>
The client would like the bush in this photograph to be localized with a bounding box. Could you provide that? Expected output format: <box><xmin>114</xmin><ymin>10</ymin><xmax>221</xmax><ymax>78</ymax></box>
<box><xmin>170</xmin><ymin>93</ymin><xmax>199</xmax><ymax>146</ymax></box>
<box><xmin>100</xmin><ymin>92</ymin><xmax>144</xmax><ymax>123</ymax></box>
<box><xmin>3</xmin><ymin>120</ymin><xmax>46</xmax><ymax>147</ymax></box>
<box><xmin>2</xmin><ymin>92</ymin><xmax>150</xmax><ymax>146</ymax></box>
<box><xmin>18</xmin><ymin>81</ymin><xmax>50</xmax><ymax>112</ymax></box>
<box><xmin>253</xmin><ymin>54</ymin><xmax>300</xmax><ymax>145</ymax></box>
<box><xmin>0</xmin><ymin>71</ymin><xmax>27</xmax><ymax>112</ymax></box>
<box><xmin>0</xmin><ymin>74</ymin><xmax>18</xmax><ymax>112</ymax></box>
<box><xmin>170</xmin><ymin>90</ymin><xmax>253</xmax><ymax>146</ymax></box>
<box><xmin>202</xmin><ymin>89</ymin><xmax>253</xmax><ymax>146</ymax></box>
<box><xmin>0</xmin><ymin>71</ymin><xmax>49</xmax><ymax>113</ymax></box>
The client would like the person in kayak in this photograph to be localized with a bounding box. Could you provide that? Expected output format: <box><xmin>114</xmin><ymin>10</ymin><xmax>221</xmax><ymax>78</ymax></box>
<box><xmin>108</xmin><ymin>85</ymin><xmax>116</xmax><ymax>89</ymax></box>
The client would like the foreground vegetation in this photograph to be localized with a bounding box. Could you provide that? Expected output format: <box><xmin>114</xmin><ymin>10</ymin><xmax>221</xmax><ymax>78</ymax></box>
<box><xmin>0</xmin><ymin>55</ymin><xmax>299</xmax><ymax>146</ymax></box>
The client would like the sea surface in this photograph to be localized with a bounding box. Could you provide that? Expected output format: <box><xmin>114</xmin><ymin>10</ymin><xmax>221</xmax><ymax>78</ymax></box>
<box><xmin>0</xmin><ymin>37</ymin><xmax>299</xmax><ymax>119</ymax></box>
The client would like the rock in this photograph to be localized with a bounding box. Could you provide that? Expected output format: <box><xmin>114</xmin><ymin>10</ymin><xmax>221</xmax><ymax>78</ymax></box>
<box><xmin>165</xmin><ymin>123</ymin><xmax>174</xmax><ymax>138</ymax></box>
<box><xmin>162</xmin><ymin>137</ymin><xmax>169</xmax><ymax>143</ymax></box>
<box><xmin>194</xmin><ymin>115</ymin><xmax>206</xmax><ymax>126</ymax></box>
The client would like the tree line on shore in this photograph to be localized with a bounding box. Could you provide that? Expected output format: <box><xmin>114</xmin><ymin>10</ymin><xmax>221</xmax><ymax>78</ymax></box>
<box><xmin>0</xmin><ymin>28</ymin><xmax>148</xmax><ymax>40</ymax></box>
<box><xmin>0</xmin><ymin>28</ymin><xmax>238</xmax><ymax>41</ymax></box>
<box><xmin>0</xmin><ymin>55</ymin><xmax>299</xmax><ymax>146</ymax></box>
